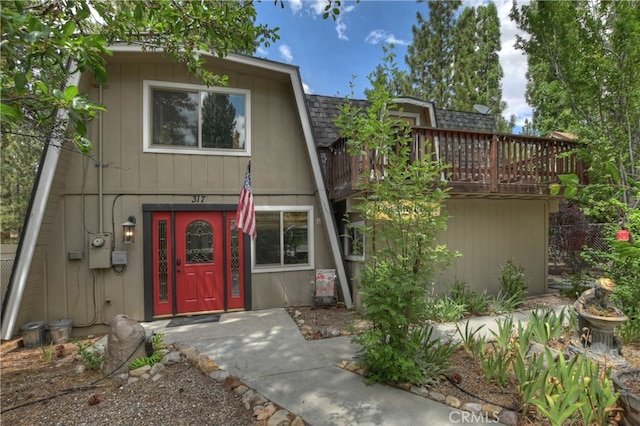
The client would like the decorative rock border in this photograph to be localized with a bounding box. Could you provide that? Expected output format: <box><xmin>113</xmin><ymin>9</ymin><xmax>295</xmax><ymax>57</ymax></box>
<box><xmin>175</xmin><ymin>345</ymin><xmax>307</xmax><ymax>426</ymax></box>
<box><xmin>336</xmin><ymin>360</ymin><xmax>519</xmax><ymax>426</ymax></box>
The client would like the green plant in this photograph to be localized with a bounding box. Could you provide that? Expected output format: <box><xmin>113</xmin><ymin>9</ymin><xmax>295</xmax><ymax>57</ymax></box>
<box><xmin>411</xmin><ymin>326</ymin><xmax>460</xmax><ymax>388</ymax></box>
<box><xmin>490</xmin><ymin>290</ymin><xmax>522</xmax><ymax>315</ymax></box>
<box><xmin>618</xmin><ymin>313</ymin><xmax>640</xmax><ymax>344</ymax></box>
<box><xmin>131</xmin><ymin>333</ymin><xmax>166</xmax><ymax>371</ymax></box>
<box><xmin>40</xmin><ymin>343</ymin><xmax>54</xmax><ymax>362</ymax></box>
<box><xmin>526</xmin><ymin>308</ymin><xmax>566</xmax><ymax>345</ymax></box>
<box><xmin>512</xmin><ymin>351</ymin><xmax>544</xmax><ymax>414</ymax></box>
<box><xmin>448</xmin><ymin>280</ymin><xmax>489</xmax><ymax>315</ymax></box>
<box><xmin>498</xmin><ymin>258</ymin><xmax>527</xmax><ymax>306</ymax></box>
<box><xmin>577</xmin><ymin>356</ymin><xmax>619</xmax><ymax>426</ymax></box>
<box><xmin>480</xmin><ymin>345</ymin><xmax>512</xmax><ymax>387</ymax></box>
<box><xmin>76</xmin><ymin>340</ymin><xmax>103</xmax><ymax>371</ymax></box>
<box><xmin>424</xmin><ymin>296</ymin><xmax>467</xmax><ymax>323</ymax></box>
<box><xmin>455</xmin><ymin>322</ymin><xmax>487</xmax><ymax>358</ymax></box>
<box><xmin>529</xmin><ymin>350</ymin><xmax>585</xmax><ymax>425</ymax></box>
<box><xmin>558</xmin><ymin>273</ymin><xmax>593</xmax><ymax>300</ymax></box>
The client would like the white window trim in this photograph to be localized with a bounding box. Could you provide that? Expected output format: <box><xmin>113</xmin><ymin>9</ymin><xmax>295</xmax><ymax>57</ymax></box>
<box><xmin>252</xmin><ymin>205</ymin><xmax>315</xmax><ymax>273</ymax></box>
<box><xmin>390</xmin><ymin>111</ymin><xmax>420</xmax><ymax>125</ymax></box>
<box><xmin>344</xmin><ymin>220</ymin><xmax>365</xmax><ymax>262</ymax></box>
<box><xmin>143</xmin><ymin>80</ymin><xmax>251</xmax><ymax>156</ymax></box>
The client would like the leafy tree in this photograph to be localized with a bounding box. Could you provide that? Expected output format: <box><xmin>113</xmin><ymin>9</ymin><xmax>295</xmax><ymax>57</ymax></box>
<box><xmin>511</xmin><ymin>0</ymin><xmax>639</xmax><ymax>213</ymax></box>
<box><xmin>404</xmin><ymin>0</ymin><xmax>461</xmax><ymax>107</ymax></box>
<box><xmin>336</xmin><ymin>51</ymin><xmax>456</xmax><ymax>385</ymax></box>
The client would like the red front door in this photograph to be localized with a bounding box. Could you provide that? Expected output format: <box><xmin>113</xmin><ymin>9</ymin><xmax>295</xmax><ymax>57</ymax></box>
<box><xmin>151</xmin><ymin>210</ymin><xmax>246</xmax><ymax>317</ymax></box>
<box><xmin>175</xmin><ymin>212</ymin><xmax>224</xmax><ymax>313</ymax></box>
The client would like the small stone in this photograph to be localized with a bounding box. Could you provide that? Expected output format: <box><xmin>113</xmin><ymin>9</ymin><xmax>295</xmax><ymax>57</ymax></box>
<box><xmin>233</xmin><ymin>385</ymin><xmax>249</xmax><ymax>396</ymax></box>
<box><xmin>499</xmin><ymin>410</ymin><xmax>519</xmax><ymax>426</ymax></box>
<box><xmin>293</xmin><ymin>310</ymin><xmax>302</xmax><ymax>318</ymax></box>
<box><xmin>75</xmin><ymin>364</ymin><xmax>86</xmax><ymax>374</ymax></box>
<box><xmin>141</xmin><ymin>373</ymin><xmax>151</xmax><ymax>380</ymax></box>
<box><xmin>209</xmin><ymin>371</ymin><xmax>230</xmax><ymax>382</ymax></box>
<box><xmin>254</xmin><ymin>403</ymin><xmax>277</xmax><ymax>420</ymax></box>
<box><xmin>410</xmin><ymin>386</ymin><xmax>430</xmax><ymax>397</ymax></box>
<box><xmin>161</xmin><ymin>351</ymin><xmax>181</xmax><ymax>365</ymax></box>
<box><xmin>241</xmin><ymin>389</ymin><xmax>255</xmax><ymax>405</ymax></box>
<box><xmin>345</xmin><ymin>363</ymin><xmax>360</xmax><ymax>372</ymax></box>
<box><xmin>249</xmin><ymin>392</ymin><xmax>268</xmax><ymax>407</ymax></box>
<box><xmin>461</xmin><ymin>402</ymin><xmax>482</xmax><ymax>414</ymax></box>
<box><xmin>429</xmin><ymin>391</ymin><xmax>446</xmax><ymax>403</ymax></box>
<box><xmin>396</xmin><ymin>382</ymin><xmax>412</xmax><ymax>391</ymax></box>
<box><xmin>446</xmin><ymin>395</ymin><xmax>461</xmax><ymax>408</ymax></box>
<box><xmin>127</xmin><ymin>377</ymin><xmax>139</xmax><ymax>385</ymax></box>
<box><xmin>130</xmin><ymin>365</ymin><xmax>151</xmax><ymax>377</ymax></box>
<box><xmin>291</xmin><ymin>416</ymin><xmax>305</xmax><ymax>426</ymax></box>
<box><xmin>267</xmin><ymin>409</ymin><xmax>291</xmax><ymax>426</ymax></box>
<box><xmin>482</xmin><ymin>404</ymin><xmax>502</xmax><ymax>419</ymax></box>
<box><xmin>150</xmin><ymin>363</ymin><xmax>165</xmax><ymax>375</ymax></box>
<box><xmin>198</xmin><ymin>357</ymin><xmax>219</xmax><ymax>374</ymax></box>
<box><xmin>337</xmin><ymin>360</ymin><xmax>349</xmax><ymax>369</ymax></box>
<box><xmin>151</xmin><ymin>374</ymin><xmax>163</xmax><ymax>382</ymax></box>
<box><xmin>222</xmin><ymin>376</ymin><xmax>242</xmax><ymax>390</ymax></box>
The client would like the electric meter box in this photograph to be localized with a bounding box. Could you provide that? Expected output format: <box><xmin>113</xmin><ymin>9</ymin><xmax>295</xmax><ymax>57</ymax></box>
<box><xmin>89</xmin><ymin>233</ymin><xmax>111</xmax><ymax>269</ymax></box>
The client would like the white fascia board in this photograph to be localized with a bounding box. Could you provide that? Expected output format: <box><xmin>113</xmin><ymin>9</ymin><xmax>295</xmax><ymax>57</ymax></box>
<box><xmin>289</xmin><ymin>73</ymin><xmax>353</xmax><ymax>308</ymax></box>
<box><xmin>1</xmin><ymin>69</ymin><xmax>82</xmax><ymax>339</ymax></box>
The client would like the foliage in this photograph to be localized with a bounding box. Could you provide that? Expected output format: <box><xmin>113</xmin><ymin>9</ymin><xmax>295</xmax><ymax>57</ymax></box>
<box><xmin>423</xmin><ymin>295</ymin><xmax>467</xmax><ymax>323</ymax></box>
<box><xmin>549</xmin><ymin>201</ymin><xmax>593</xmax><ymax>273</ymax></box>
<box><xmin>525</xmin><ymin>308</ymin><xmax>566</xmax><ymax>346</ymax></box>
<box><xmin>76</xmin><ymin>340</ymin><xmax>103</xmax><ymax>371</ymax></box>
<box><xmin>130</xmin><ymin>333</ymin><xmax>165</xmax><ymax>370</ymax></box>
<box><xmin>512</xmin><ymin>0</ymin><xmax>639</xmax><ymax>214</ymax></box>
<box><xmin>342</xmin><ymin>52</ymin><xmax>455</xmax><ymax>385</ymax></box>
<box><xmin>448</xmin><ymin>280</ymin><xmax>489</xmax><ymax>315</ymax></box>
<box><xmin>411</xmin><ymin>326</ymin><xmax>460</xmax><ymax>388</ymax></box>
<box><xmin>455</xmin><ymin>322</ymin><xmax>486</xmax><ymax>359</ymax></box>
<box><xmin>498</xmin><ymin>259</ymin><xmax>527</xmax><ymax>306</ymax></box>
<box><xmin>40</xmin><ymin>343</ymin><xmax>54</xmax><ymax>362</ymax></box>
<box><xmin>558</xmin><ymin>273</ymin><xmax>593</xmax><ymax>300</ymax></box>
<box><xmin>489</xmin><ymin>290</ymin><xmax>522</xmax><ymax>315</ymax></box>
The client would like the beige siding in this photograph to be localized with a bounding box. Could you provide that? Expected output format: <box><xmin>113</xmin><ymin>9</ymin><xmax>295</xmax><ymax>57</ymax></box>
<box><xmin>437</xmin><ymin>198</ymin><xmax>549</xmax><ymax>296</ymax></box>
<box><xmin>16</xmin><ymin>51</ymin><xmax>333</xmax><ymax>335</ymax></box>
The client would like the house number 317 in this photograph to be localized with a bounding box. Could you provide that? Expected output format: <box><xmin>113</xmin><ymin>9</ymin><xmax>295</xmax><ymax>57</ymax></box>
<box><xmin>191</xmin><ymin>195</ymin><xmax>206</xmax><ymax>203</ymax></box>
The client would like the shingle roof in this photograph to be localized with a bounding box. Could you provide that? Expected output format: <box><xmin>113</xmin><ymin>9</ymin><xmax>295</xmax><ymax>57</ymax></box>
<box><xmin>305</xmin><ymin>94</ymin><xmax>498</xmax><ymax>148</ymax></box>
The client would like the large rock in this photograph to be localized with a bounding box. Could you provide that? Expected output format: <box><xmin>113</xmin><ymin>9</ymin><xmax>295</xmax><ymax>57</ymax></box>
<box><xmin>102</xmin><ymin>315</ymin><xmax>148</xmax><ymax>376</ymax></box>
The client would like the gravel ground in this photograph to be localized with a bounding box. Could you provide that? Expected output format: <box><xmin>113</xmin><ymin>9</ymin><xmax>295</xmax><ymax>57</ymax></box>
<box><xmin>1</xmin><ymin>339</ymin><xmax>264</xmax><ymax>426</ymax></box>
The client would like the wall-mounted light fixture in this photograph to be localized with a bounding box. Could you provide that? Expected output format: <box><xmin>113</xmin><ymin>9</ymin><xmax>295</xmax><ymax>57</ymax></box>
<box><xmin>121</xmin><ymin>216</ymin><xmax>136</xmax><ymax>243</ymax></box>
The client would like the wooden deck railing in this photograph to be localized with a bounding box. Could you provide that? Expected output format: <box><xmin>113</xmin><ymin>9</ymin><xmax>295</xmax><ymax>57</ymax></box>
<box><xmin>326</xmin><ymin>127</ymin><xmax>588</xmax><ymax>199</ymax></box>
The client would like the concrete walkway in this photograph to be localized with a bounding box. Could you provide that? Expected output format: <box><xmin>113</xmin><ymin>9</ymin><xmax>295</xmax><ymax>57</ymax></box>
<box><xmin>144</xmin><ymin>308</ymin><xmax>530</xmax><ymax>426</ymax></box>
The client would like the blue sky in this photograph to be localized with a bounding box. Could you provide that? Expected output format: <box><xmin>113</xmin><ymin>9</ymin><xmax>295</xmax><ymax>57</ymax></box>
<box><xmin>254</xmin><ymin>0</ymin><xmax>532</xmax><ymax>129</ymax></box>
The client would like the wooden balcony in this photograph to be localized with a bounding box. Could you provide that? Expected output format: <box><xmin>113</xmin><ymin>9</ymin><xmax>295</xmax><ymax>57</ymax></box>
<box><xmin>326</xmin><ymin>127</ymin><xmax>588</xmax><ymax>200</ymax></box>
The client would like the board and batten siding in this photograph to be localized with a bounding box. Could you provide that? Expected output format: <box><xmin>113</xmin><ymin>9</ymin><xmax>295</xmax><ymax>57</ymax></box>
<box><xmin>438</xmin><ymin>198</ymin><xmax>549</xmax><ymax>296</ymax></box>
<box><xmin>16</xmin><ymin>52</ymin><xmax>332</xmax><ymax>334</ymax></box>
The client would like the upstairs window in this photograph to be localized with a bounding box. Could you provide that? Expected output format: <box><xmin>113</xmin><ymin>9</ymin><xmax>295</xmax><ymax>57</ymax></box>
<box><xmin>143</xmin><ymin>80</ymin><xmax>250</xmax><ymax>156</ymax></box>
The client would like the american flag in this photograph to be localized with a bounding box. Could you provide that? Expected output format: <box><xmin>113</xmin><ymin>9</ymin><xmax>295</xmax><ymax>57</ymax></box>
<box><xmin>235</xmin><ymin>162</ymin><xmax>256</xmax><ymax>239</ymax></box>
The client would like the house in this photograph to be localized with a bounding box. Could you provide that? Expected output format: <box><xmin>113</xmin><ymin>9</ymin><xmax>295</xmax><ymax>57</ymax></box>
<box><xmin>1</xmin><ymin>47</ymin><xmax>586</xmax><ymax>339</ymax></box>
<box><xmin>305</xmin><ymin>95</ymin><xmax>587</xmax><ymax>305</ymax></box>
<box><xmin>1</xmin><ymin>47</ymin><xmax>352</xmax><ymax>339</ymax></box>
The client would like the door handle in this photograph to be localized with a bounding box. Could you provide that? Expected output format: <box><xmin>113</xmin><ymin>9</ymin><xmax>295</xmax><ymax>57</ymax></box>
<box><xmin>176</xmin><ymin>258</ymin><xmax>181</xmax><ymax>272</ymax></box>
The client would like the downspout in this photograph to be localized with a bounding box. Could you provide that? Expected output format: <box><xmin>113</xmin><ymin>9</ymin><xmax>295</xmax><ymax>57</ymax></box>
<box><xmin>1</xmin><ymin>63</ymin><xmax>82</xmax><ymax>339</ymax></box>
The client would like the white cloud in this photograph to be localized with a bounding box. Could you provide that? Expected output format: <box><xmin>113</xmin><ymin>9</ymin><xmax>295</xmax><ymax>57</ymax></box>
<box><xmin>304</xmin><ymin>0</ymin><xmax>355</xmax><ymax>41</ymax></box>
<box><xmin>289</xmin><ymin>0</ymin><xmax>303</xmax><ymax>14</ymax></box>
<box><xmin>302</xmin><ymin>81</ymin><xmax>313</xmax><ymax>94</ymax></box>
<box><xmin>365</xmin><ymin>29</ymin><xmax>409</xmax><ymax>46</ymax></box>
<box><xmin>279</xmin><ymin>45</ymin><xmax>294</xmax><ymax>63</ymax></box>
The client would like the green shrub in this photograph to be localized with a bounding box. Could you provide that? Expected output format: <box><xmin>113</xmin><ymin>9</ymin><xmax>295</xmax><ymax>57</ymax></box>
<box><xmin>448</xmin><ymin>280</ymin><xmax>489</xmax><ymax>315</ymax></box>
<box><xmin>499</xmin><ymin>259</ymin><xmax>528</xmax><ymax>305</ymax></box>
<box><xmin>424</xmin><ymin>296</ymin><xmax>467</xmax><ymax>323</ymax></box>
<box><xmin>489</xmin><ymin>290</ymin><xmax>522</xmax><ymax>315</ymax></box>
<box><xmin>76</xmin><ymin>340</ymin><xmax>103</xmax><ymax>371</ymax></box>
<box><xmin>131</xmin><ymin>333</ymin><xmax>165</xmax><ymax>371</ymax></box>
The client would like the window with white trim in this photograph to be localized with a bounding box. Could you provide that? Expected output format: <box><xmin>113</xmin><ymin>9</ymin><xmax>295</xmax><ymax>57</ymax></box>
<box><xmin>143</xmin><ymin>80</ymin><xmax>250</xmax><ymax>156</ymax></box>
<box><xmin>253</xmin><ymin>207</ymin><xmax>314</xmax><ymax>271</ymax></box>
<box><xmin>344</xmin><ymin>221</ymin><xmax>365</xmax><ymax>261</ymax></box>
